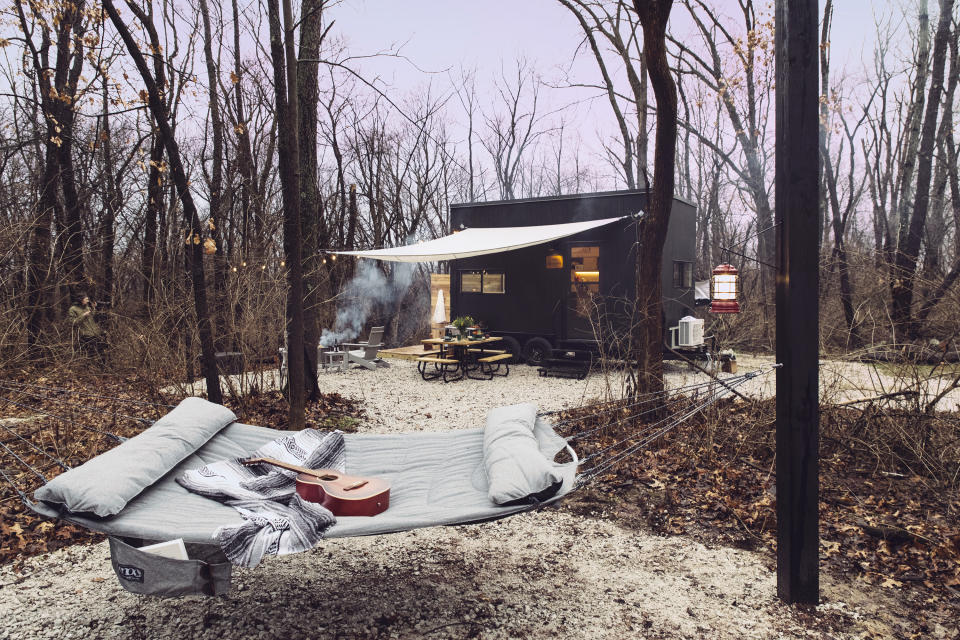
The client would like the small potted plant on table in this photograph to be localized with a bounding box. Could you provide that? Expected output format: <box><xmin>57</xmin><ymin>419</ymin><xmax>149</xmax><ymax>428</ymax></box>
<box><xmin>452</xmin><ymin>315</ymin><xmax>476</xmax><ymax>339</ymax></box>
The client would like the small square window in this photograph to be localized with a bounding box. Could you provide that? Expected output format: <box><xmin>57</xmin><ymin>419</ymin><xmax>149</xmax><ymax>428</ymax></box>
<box><xmin>673</xmin><ymin>262</ymin><xmax>693</xmax><ymax>289</ymax></box>
<box><xmin>482</xmin><ymin>272</ymin><xmax>505</xmax><ymax>294</ymax></box>
<box><xmin>461</xmin><ymin>271</ymin><xmax>482</xmax><ymax>293</ymax></box>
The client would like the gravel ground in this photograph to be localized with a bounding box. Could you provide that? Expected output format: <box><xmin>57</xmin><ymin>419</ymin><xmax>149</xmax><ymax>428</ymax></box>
<box><xmin>3</xmin><ymin>357</ymin><xmax>929</xmax><ymax>639</ymax></box>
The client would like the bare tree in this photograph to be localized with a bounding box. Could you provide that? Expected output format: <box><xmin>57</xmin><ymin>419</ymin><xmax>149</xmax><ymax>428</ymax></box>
<box><xmin>631</xmin><ymin>0</ymin><xmax>677</xmax><ymax>395</ymax></box>
<box><xmin>102</xmin><ymin>0</ymin><xmax>223</xmax><ymax>404</ymax></box>
<box><xmin>482</xmin><ymin>61</ymin><xmax>545</xmax><ymax>200</ymax></box>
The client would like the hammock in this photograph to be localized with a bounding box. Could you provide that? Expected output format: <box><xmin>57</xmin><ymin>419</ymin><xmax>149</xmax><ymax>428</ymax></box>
<box><xmin>26</xmin><ymin>403</ymin><xmax>578</xmax><ymax>544</ymax></box>
<box><xmin>0</xmin><ymin>368</ymin><xmax>769</xmax><ymax>596</ymax></box>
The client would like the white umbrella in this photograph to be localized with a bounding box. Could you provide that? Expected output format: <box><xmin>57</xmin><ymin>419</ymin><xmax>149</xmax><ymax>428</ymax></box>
<box><xmin>432</xmin><ymin>289</ymin><xmax>446</xmax><ymax>324</ymax></box>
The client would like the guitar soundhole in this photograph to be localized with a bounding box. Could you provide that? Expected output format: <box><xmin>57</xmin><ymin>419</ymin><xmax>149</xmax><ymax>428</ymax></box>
<box><xmin>318</xmin><ymin>474</ymin><xmax>338</xmax><ymax>481</ymax></box>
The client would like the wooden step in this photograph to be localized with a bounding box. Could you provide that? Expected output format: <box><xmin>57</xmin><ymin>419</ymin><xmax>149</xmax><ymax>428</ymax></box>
<box><xmin>416</xmin><ymin>356</ymin><xmax>459</xmax><ymax>364</ymax></box>
<box><xmin>478</xmin><ymin>353</ymin><xmax>513</xmax><ymax>363</ymax></box>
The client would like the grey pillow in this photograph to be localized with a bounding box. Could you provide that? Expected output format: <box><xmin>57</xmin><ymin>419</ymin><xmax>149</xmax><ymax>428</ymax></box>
<box><xmin>483</xmin><ymin>403</ymin><xmax>563</xmax><ymax>505</ymax></box>
<box><xmin>34</xmin><ymin>398</ymin><xmax>236</xmax><ymax>517</ymax></box>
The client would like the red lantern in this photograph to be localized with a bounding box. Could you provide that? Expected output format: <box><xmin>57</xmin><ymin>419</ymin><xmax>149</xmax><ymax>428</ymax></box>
<box><xmin>710</xmin><ymin>263</ymin><xmax>740</xmax><ymax>313</ymax></box>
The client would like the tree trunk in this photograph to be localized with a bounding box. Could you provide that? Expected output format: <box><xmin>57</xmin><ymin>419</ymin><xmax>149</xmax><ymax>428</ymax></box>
<box><xmin>231</xmin><ymin>0</ymin><xmax>260</xmax><ymax>259</ymax></box>
<box><xmin>891</xmin><ymin>0</ymin><xmax>954</xmax><ymax>338</ymax></box>
<box><xmin>198</xmin><ymin>0</ymin><xmax>229</xmax><ymax>351</ymax></box>
<box><xmin>297</xmin><ymin>0</ymin><xmax>327</xmax><ymax>400</ymax></box>
<box><xmin>99</xmin><ymin>79</ymin><xmax>118</xmax><ymax>307</ymax></box>
<box><xmin>631</xmin><ymin>0</ymin><xmax>677</xmax><ymax>397</ymax></box>
<box><xmin>266</xmin><ymin>0</ymin><xmax>306</xmax><ymax>428</ymax></box>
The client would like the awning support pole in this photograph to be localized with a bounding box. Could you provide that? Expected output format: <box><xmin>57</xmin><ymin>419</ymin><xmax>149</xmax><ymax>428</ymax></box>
<box><xmin>775</xmin><ymin>0</ymin><xmax>820</xmax><ymax>605</ymax></box>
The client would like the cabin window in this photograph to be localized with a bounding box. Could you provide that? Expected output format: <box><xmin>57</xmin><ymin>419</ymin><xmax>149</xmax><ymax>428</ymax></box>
<box><xmin>460</xmin><ymin>271</ymin><xmax>483</xmax><ymax>293</ymax></box>
<box><xmin>673</xmin><ymin>261</ymin><xmax>693</xmax><ymax>289</ymax></box>
<box><xmin>482</xmin><ymin>272</ymin><xmax>505</xmax><ymax>294</ymax></box>
<box><xmin>570</xmin><ymin>246</ymin><xmax>600</xmax><ymax>294</ymax></box>
<box><xmin>570</xmin><ymin>245</ymin><xmax>601</xmax><ymax>321</ymax></box>
<box><xmin>460</xmin><ymin>270</ymin><xmax>505</xmax><ymax>294</ymax></box>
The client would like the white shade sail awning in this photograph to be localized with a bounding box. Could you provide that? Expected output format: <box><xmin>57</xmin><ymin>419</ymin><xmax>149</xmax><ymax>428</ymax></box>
<box><xmin>332</xmin><ymin>215</ymin><xmax>629</xmax><ymax>263</ymax></box>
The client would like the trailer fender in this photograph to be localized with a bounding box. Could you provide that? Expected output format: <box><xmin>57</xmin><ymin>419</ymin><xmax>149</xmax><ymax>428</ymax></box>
<box><xmin>522</xmin><ymin>337</ymin><xmax>553</xmax><ymax>367</ymax></box>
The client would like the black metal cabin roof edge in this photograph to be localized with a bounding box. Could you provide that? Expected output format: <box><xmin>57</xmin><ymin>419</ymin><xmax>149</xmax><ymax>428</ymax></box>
<box><xmin>449</xmin><ymin>188</ymin><xmax>697</xmax><ymax>210</ymax></box>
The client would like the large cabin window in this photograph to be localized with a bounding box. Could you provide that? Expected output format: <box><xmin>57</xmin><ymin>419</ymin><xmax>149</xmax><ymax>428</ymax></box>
<box><xmin>569</xmin><ymin>245</ymin><xmax>600</xmax><ymax>322</ymax></box>
<box><xmin>460</xmin><ymin>270</ymin><xmax>505</xmax><ymax>294</ymax></box>
<box><xmin>673</xmin><ymin>261</ymin><xmax>693</xmax><ymax>289</ymax></box>
<box><xmin>570</xmin><ymin>246</ymin><xmax>600</xmax><ymax>293</ymax></box>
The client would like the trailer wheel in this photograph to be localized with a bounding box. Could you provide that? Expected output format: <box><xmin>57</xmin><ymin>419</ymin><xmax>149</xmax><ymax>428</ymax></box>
<box><xmin>522</xmin><ymin>337</ymin><xmax>553</xmax><ymax>366</ymax></box>
<box><xmin>500</xmin><ymin>336</ymin><xmax>522</xmax><ymax>364</ymax></box>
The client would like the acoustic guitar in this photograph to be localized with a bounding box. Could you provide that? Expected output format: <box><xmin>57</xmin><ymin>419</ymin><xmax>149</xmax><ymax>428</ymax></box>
<box><xmin>240</xmin><ymin>457</ymin><xmax>390</xmax><ymax>517</ymax></box>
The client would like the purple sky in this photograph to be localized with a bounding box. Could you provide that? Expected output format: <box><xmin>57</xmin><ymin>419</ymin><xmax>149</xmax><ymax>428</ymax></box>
<box><xmin>325</xmin><ymin>0</ymin><xmax>887</xmax><ymax>178</ymax></box>
<box><xmin>330</xmin><ymin>0</ymin><xmax>882</xmax><ymax>91</ymax></box>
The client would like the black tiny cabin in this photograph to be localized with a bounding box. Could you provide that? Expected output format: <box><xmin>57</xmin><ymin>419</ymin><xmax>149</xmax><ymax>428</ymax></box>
<box><xmin>449</xmin><ymin>189</ymin><xmax>697</xmax><ymax>363</ymax></box>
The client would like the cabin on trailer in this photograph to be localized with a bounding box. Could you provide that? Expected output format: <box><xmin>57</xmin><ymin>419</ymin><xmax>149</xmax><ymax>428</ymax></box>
<box><xmin>447</xmin><ymin>189</ymin><xmax>698</xmax><ymax>365</ymax></box>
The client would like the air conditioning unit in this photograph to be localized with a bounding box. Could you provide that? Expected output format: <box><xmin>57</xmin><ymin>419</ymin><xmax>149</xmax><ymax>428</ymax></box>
<box><xmin>677</xmin><ymin>316</ymin><xmax>704</xmax><ymax>347</ymax></box>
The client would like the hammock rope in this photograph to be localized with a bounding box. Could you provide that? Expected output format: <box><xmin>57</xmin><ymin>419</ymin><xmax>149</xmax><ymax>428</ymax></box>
<box><xmin>0</xmin><ymin>419</ymin><xmax>71</xmax><ymax>472</ymax></box>
<box><xmin>582</xmin><ymin>378</ymin><xmax>745</xmax><ymax>467</ymax></box>
<box><xmin>0</xmin><ymin>396</ymin><xmax>125</xmax><ymax>443</ymax></box>
<box><xmin>0</xmin><ymin>382</ymin><xmax>154</xmax><ymax>425</ymax></box>
<box><xmin>576</xmin><ymin>380</ymin><xmax>751</xmax><ymax>488</ymax></box>
<box><xmin>558</xmin><ymin>368</ymin><xmax>771</xmax><ymax>439</ymax></box>
<box><xmin>0</xmin><ymin>379</ymin><xmax>176</xmax><ymax>409</ymax></box>
<box><xmin>0</xmin><ymin>438</ymin><xmax>49</xmax><ymax>483</ymax></box>
<box><xmin>562</xmin><ymin>388</ymin><xmax>715</xmax><ymax>440</ymax></box>
<box><xmin>539</xmin><ymin>374</ymin><xmax>751</xmax><ymax>420</ymax></box>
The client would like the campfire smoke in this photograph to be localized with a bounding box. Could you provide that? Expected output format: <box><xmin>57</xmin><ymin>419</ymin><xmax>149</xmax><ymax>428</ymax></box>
<box><xmin>320</xmin><ymin>260</ymin><xmax>414</xmax><ymax>347</ymax></box>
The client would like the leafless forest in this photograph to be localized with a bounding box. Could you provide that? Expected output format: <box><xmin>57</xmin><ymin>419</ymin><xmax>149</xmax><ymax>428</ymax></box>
<box><xmin>2</xmin><ymin>0</ymin><xmax>959</xmax><ymax>384</ymax></box>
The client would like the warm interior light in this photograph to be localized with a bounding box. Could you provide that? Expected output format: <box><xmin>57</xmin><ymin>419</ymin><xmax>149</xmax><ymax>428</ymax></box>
<box><xmin>545</xmin><ymin>254</ymin><xmax>563</xmax><ymax>269</ymax></box>
<box><xmin>573</xmin><ymin>271</ymin><xmax>599</xmax><ymax>283</ymax></box>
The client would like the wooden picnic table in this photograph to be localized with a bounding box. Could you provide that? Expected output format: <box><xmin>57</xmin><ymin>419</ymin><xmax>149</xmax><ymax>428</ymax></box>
<box><xmin>417</xmin><ymin>336</ymin><xmax>511</xmax><ymax>381</ymax></box>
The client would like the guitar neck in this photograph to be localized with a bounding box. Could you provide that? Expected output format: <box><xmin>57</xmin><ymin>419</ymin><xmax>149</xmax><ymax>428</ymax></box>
<box><xmin>244</xmin><ymin>457</ymin><xmax>326</xmax><ymax>477</ymax></box>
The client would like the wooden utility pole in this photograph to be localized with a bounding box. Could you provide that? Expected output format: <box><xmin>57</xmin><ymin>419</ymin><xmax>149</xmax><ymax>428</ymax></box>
<box><xmin>775</xmin><ymin>0</ymin><xmax>820</xmax><ymax>604</ymax></box>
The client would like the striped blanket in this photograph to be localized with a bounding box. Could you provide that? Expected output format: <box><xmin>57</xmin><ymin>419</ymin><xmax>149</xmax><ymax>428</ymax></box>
<box><xmin>177</xmin><ymin>429</ymin><xmax>344</xmax><ymax>568</ymax></box>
